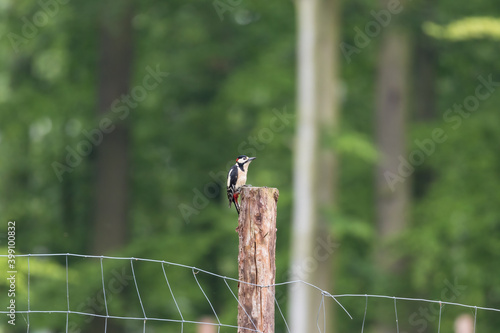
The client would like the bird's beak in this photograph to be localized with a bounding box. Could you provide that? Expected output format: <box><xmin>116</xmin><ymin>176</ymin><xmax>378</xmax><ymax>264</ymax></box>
<box><xmin>249</xmin><ymin>157</ymin><xmax>256</xmax><ymax>161</ymax></box>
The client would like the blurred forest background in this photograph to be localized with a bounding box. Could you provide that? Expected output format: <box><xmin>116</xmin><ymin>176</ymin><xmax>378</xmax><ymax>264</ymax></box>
<box><xmin>1</xmin><ymin>0</ymin><xmax>500</xmax><ymax>332</ymax></box>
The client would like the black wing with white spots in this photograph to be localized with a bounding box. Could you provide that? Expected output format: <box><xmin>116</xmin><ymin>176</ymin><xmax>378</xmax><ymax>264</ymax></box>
<box><xmin>227</xmin><ymin>165</ymin><xmax>238</xmax><ymax>207</ymax></box>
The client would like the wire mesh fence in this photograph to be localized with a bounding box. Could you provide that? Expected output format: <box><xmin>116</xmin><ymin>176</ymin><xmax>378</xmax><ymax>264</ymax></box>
<box><xmin>1</xmin><ymin>253</ymin><xmax>499</xmax><ymax>333</ymax></box>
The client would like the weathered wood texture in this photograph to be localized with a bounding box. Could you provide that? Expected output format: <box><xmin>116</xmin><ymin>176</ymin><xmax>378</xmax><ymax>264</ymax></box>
<box><xmin>237</xmin><ymin>186</ymin><xmax>279</xmax><ymax>333</ymax></box>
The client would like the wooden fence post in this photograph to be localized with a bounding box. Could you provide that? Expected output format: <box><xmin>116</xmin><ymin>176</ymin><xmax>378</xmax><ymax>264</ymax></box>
<box><xmin>237</xmin><ymin>186</ymin><xmax>279</xmax><ymax>333</ymax></box>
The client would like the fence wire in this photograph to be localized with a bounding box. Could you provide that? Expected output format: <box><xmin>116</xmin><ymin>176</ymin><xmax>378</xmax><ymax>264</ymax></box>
<box><xmin>1</xmin><ymin>253</ymin><xmax>499</xmax><ymax>333</ymax></box>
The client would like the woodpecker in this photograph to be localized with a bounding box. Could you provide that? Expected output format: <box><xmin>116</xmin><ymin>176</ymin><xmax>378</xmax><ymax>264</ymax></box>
<box><xmin>227</xmin><ymin>155</ymin><xmax>256</xmax><ymax>215</ymax></box>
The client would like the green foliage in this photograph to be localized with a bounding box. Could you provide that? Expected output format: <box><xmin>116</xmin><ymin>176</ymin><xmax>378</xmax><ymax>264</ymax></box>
<box><xmin>1</xmin><ymin>0</ymin><xmax>500</xmax><ymax>331</ymax></box>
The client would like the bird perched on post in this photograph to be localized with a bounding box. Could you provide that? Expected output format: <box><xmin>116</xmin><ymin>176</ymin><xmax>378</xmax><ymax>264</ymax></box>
<box><xmin>227</xmin><ymin>155</ymin><xmax>256</xmax><ymax>215</ymax></box>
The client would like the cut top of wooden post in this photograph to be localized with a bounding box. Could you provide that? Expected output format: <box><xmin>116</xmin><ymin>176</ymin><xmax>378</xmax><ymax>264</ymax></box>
<box><xmin>237</xmin><ymin>186</ymin><xmax>279</xmax><ymax>333</ymax></box>
<box><xmin>239</xmin><ymin>186</ymin><xmax>279</xmax><ymax>222</ymax></box>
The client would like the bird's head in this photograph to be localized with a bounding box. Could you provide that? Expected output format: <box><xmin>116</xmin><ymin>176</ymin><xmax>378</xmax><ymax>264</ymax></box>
<box><xmin>236</xmin><ymin>155</ymin><xmax>256</xmax><ymax>166</ymax></box>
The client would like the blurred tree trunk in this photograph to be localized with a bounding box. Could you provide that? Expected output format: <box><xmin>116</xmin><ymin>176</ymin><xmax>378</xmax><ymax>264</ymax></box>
<box><xmin>289</xmin><ymin>0</ymin><xmax>340</xmax><ymax>332</ymax></box>
<box><xmin>415</xmin><ymin>38</ymin><xmax>436</xmax><ymax>121</ymax></box>
<box><xmin>315</xmin><ymin>0</ymin><xmax>341</xmax><ymax>332</ymax></box>
<box><xmin>375</xmin><ymin>31</ymin><xmax>409</xmax><ymax>253</ymax></box>
<box><xmin>88</xmin><ymin>2</ymin><xmax>133</xmax><ymax>333</ymax></box>
<box><xmin>413</xmin><ymin>35</ymin><xmax>437</xmax><ymax>198</ymax></box>
<box><xmin>415</xmin><ymin>0</ymin><xmax>436</xmax><ymax>121</ymax></box>
<box><xmin>414</xmin><ymin>1</ymin><xmax>437</xmax><ymax>198</ymax></box>
<box><xmin>92</xmin><ymin>1</ymin><xmax>133</xmax><ymax>255</ymax></box>
<box><xmin>374</xmin><ymin>8</ymin><xmax>410</xmax><ymax>333</ymax></box>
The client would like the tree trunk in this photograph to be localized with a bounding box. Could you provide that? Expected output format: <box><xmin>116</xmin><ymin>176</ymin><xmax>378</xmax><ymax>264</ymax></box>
<box><xmin>374</xmin><ymin>13</ymin><xmax>410</xmax><ymax>333</ymax></box>
<box><xmin>375</xmin><ymin>29</ymin><xmax>409</xmax><ymax>269</ymax></box>
<box><xmin>415</xmin><ymin>39</ymin><xmax>436</xmax><ymax>121</ymax></box>
<box><xmin>88</xmin><ymin>3</ymin><xmax>133</xmax><ymax>333</ymax></box>
<box><xmin>289</xmin><ymin>0</ymin><xmax>319</xmax><ymax>331</ymax></box>
<box><xmin>414</xmin><ymin>17</ymin><xmax>437</xmax><ymax>198</ymax></box>
<box><xmin>315</xmin><ymin>0</ymin><xmax>341</xmax><ymax>332</ymax></box>
<box><xmin>92</xmin><ymin>1</ymin><xmax>133</xmax><ymax>255</ymax></box>
<box><xmin>237</xmin><ymin>187</ymin><xmax>279</xmax><ymax>333</ymax></box>
<box><xmin>415</xmin><ymin>0</ymin><xmax>436</xmax><ymax>122</ymax></box>
<box><xmin>290</xmin><ymin>0</ymin><xmax>340</xmax><ymax>332</ymax></box>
